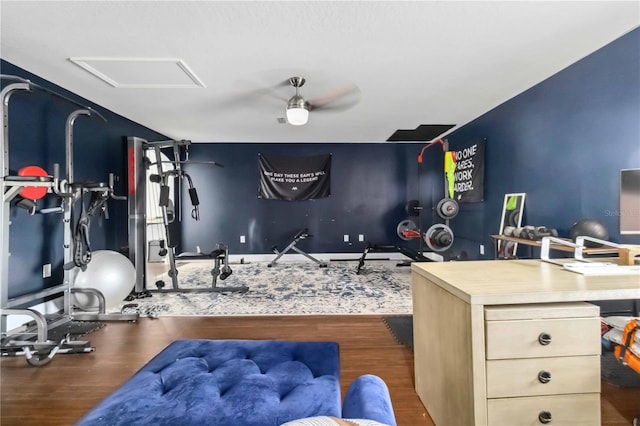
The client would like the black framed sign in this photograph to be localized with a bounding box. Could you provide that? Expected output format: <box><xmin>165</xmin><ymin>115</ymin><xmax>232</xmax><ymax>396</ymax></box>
<box><xmin>258</xmin><ymin>153</ymin><xmax>331</xmax><ymax>201</ymax></box>
<box><xmin>445</xmin><ymin>139</ymin><xmax>485</xmax><ymax>203</ymax></box>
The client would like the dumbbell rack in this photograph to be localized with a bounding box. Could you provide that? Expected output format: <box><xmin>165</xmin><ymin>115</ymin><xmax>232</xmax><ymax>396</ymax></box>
<box><xmin>490</xmin><ymin>234</ymin><xmax>619</xmax><ymax>257</ymax></box>
<box><xmin>1</xmin><ymin>76</ymin><xmax>137</xmax><ymax>366</ymax></box>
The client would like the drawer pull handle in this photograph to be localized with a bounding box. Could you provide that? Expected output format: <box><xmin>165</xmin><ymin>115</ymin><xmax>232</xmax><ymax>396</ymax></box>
<box><xmin>538</xmin><ymin>410</ymin><xmax>552</xmax><ymax>424</ymax></box>
<box><xmin>538</xmin><ymin>332</ymin><xmax>552</xmax><ymax>346</ymax></box>
<box><xmin>537</xmin><ymin>370</ymin><xmax>552</xmax><ymax>383</ymax></box>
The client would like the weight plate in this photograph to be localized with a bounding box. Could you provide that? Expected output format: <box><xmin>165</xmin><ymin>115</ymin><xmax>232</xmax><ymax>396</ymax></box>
<box><xmin>396</xmin><ymin>219</ymin><xmax>418</xmax><ymax>241</ymax></box>
<box><xmin>502</xmin><ymin>241</ymin><xmax>517</xmax><ymax>259</ymax></box>
<box><xmin>507</xmin><ymin>209</ymin><xmax>521</xmax><ymax>227</ymax></box>
<box><xmin>436</xmin><ymin>198</ymin><xmax>459</xmax><ymax>219</ymax></box>
<box><xmin>424</xmin><ymin>223</ymin><xmax>454</xmax><ymax>252</ymax></box>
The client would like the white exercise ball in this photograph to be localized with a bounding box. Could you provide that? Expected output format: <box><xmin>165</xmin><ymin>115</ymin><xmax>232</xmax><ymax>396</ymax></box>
<box><xmin>73</xmin><ymin>250</ymin><xmax>136</xmax><ymax>309</ymax></box>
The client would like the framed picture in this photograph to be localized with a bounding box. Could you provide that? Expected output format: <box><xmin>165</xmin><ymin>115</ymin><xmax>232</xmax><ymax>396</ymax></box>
<box><xmin>497</xmin><ymin>193</ymin><xmax>525</xmax><ymax>258</ymax></box>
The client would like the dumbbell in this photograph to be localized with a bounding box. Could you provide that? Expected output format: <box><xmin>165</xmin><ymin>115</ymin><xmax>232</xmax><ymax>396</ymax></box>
<box><xmin>520</xmin><ymin>226</ymin><xmax>558</xmax><ymax>240</ymax></box>
<box><xmin>502</xmin><ymin>226</ymin><xmax>516</xmax><ymax>236</ymax></box>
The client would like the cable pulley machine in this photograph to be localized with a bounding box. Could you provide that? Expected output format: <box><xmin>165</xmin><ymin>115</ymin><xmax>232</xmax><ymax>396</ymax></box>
<box><xmin>126</xmin><ymin>137</ymin><xmax>248</xmax><ymax>296</ymax></box>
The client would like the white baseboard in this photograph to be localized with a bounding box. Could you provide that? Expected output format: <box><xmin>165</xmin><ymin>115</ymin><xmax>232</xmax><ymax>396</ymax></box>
<box><xmin>176</xmin><ymin>251</ymin><xmax>443</xmax><ymax>264</ymax></box>
<box><xmin>227</xmin><ymin>251</ymin><xmax>443</xmax><ymax>263</ymax></box>
<box><xmin>186</xmin><ymin>252</ymin><xmax>412</xmax><ymax>264</ymax></box>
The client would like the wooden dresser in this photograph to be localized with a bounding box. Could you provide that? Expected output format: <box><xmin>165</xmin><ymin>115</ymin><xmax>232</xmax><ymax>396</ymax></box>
<box><xmin>411</xmin><ymin>259</ymin><xmax>640</xmax><ymax>426</ymax></box>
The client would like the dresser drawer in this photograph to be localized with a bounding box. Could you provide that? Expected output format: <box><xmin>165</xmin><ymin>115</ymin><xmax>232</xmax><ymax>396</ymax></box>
<box><xmin>487</xmin><ymin>393</ymin><xmax>600</xmax><ymax>426</ymax></box>
<box><xmin>486</xmin><ymin>355</ymin><xmax>601</xmax><ymax>398</ymax></box>
<box><xmin>485</xmin><ymin>317</ymin><xmax>600</xmax><ymax>359</ymax></box>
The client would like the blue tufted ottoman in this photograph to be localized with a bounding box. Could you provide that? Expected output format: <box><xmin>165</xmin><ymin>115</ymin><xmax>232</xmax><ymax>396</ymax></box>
<box><xmin>77</xmin><ymin>339</ymin><xmax>342</xmax><ymax>426</ymax></box>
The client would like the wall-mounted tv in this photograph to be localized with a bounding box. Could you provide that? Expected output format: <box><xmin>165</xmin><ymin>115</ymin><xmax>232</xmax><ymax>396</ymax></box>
<box><xmin>620</xmin><ymin>168</ymin><xmax>640</xmax><ymax>235</ymax></box>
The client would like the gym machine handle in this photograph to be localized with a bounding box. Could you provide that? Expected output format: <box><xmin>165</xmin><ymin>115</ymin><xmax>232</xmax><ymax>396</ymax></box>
<box><xmin>159</xmin><ymin>185</ymin><xmax>170</xmax><ymax>207</ymax></box>
<box><xmin>109</xmin><ymin>173</ymin><xmax>127</xmax><ymax>200</ymax></box>
<box><xmin>52</xmin><ymin>163</ymin><xmax>73</xmax><ymax>197</ymax></box>
<box><xmin>183</xmin><ymin>172</ymin><xmax>200</xmax><ymax>221</ymax></box>
<box><xmin>188</xmin><ymin>187</ymin><xmax>199</xmax><ymax>207</ymax></box>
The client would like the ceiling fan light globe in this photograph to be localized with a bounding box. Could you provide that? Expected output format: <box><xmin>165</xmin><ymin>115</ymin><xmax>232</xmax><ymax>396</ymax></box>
<box><xmin>286</xmin><ymin>106</ymin><xmax>309</xmax><ymax>126</ymax></box>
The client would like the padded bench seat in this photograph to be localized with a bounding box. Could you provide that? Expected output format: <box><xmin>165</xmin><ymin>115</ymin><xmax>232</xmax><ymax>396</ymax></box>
<box><xmin>77</xmin><ymin>339</ymin><xmax>343</xmax><ymax>426</ymax></box>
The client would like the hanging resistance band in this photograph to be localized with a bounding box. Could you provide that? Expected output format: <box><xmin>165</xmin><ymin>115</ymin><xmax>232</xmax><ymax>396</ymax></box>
<box><xmin>65</xmin><ymin>188</ymin><xmax>110</xmax><ymax>270</ymax></box>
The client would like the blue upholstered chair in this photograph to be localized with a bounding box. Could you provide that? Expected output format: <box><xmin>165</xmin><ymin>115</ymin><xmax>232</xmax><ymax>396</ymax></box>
<box><xmin>77</xmin><ymin>340</ymin><xmax>396</xmax><ymax>426</ymax></box>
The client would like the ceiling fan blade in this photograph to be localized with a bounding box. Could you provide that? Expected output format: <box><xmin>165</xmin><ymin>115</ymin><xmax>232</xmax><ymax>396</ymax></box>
<box><xmin>210</xmin><ymin>79</ymin><xmax>290</xmax><ymax>112</ymax></box>
<box><xmin>307</xmin><ymin>82</ymin><xmax>360</xmax><ymax>111</ymax></box>
<box><xmin>232</xmin><ymin>81</ymin><xmax>289</xmax><ymax>106</ymax></box>
<box><xmin>251</xmin><ymin>79</ymin><xmax>291</xmax><ymax>102</ymax></box>
<box><xmin>311</xmin><ymin>98</ymin><xmax>360</xmax><ymax>112</ymax></box>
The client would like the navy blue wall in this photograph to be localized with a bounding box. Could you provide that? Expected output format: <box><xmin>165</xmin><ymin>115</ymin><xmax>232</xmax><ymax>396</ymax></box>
<box><xmin>179</xmin><ymin>143</ymin><xmax>422</xmax><ymax>255</ymax></box>
<box><xmin>420</xmin><ymin>28</ymin><xmax>640</xmax><ymax>259</ymax></box>
<box><xmin>4</xmin><ymin>25</ymin><xmax>639</xmax><ymax>302</ymax></box>
<box><xmin>1</xmin><ymin>60</ymin><xmax>168</xmax><ymax>299</ymax></box>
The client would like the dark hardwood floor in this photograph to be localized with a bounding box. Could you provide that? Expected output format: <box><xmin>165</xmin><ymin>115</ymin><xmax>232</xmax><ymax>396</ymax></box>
<box><xmin>1</xmin><ymin>315</ymin><xmax>638</xmax><ymax>426</ymax></box>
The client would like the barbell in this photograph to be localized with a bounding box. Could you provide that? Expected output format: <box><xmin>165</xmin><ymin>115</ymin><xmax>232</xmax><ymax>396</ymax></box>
<box><xmin>406</xmin><ymin>198</ymin><xmax>458</xmax><ymax>220</ymax></box>
<box><xmin>405</xmin><ymin>200</ymin><xmax>422</xmax><ymax>217</ymax></box>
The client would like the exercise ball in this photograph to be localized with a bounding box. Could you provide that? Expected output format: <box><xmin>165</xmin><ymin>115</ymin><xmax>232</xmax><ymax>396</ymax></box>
<box><xmin>569</xmin><ymin>219</ymin><xmax>609</xmax><ymax>248</ymax></box>
<box><xmin>73</xmin><ymin>250</ymin><xmax>136</xmax><ymax>309</ymax></box>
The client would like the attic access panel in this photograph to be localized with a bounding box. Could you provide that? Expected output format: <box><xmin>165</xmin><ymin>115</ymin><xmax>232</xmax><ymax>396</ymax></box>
<box><xmin>387</xmin><ymin>124</ymin><xmax>455</xmax><ymax>142</ymax></box>
<box><xmin>69</xmin><ymin>57</ymin><xmax>205</xmax><ymax>88</ymax></box>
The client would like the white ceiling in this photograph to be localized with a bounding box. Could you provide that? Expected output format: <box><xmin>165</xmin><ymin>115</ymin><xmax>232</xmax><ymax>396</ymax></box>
<box><xmin>1</xmin><ymin>1</ymin><xmax>638</xmax><ymax>143</ymax></box>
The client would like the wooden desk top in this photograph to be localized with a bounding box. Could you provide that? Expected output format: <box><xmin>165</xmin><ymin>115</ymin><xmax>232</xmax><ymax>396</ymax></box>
<box><xmin>411</xmin><ymin>259</ymin><xmax>640</xmax><ymax>305</ymax></box>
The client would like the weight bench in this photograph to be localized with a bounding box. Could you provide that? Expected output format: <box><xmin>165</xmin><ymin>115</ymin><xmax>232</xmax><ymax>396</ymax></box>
<box><xmin>356</xmin><ymin>242</ymin><xmax>431</xmax><ymax>274</ymax></box>
<box><xmin>77</xmin><ymin>339</ymin><xmax>397</xmax><ymax>426</ymax></box>
<box><xmin>268</xmin><ymin>228</ymin><xmax>328</xmax><ymax>268</ymax></box>
<box><xmin>170</xmin><ymin>244</ymin><xmax>248</xmax><ymax>293</ymax></box>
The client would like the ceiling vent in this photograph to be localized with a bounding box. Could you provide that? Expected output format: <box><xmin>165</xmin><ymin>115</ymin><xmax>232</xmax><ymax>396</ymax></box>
<box><xmin>68</xmin><ymin>57</ymin><xmax>205</xmax><ymax>88</ymax></box>
<box><xmin>387</xmin><ymin>124</ymin><xmax>456</xmax><ymax>142</ymax></box>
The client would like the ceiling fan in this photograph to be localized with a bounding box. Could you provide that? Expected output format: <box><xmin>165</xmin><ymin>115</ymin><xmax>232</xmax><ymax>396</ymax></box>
<box><xmin>282</xmin><ymin>76</ymin><xmax>359</xmax><ymax>126</ymax></box>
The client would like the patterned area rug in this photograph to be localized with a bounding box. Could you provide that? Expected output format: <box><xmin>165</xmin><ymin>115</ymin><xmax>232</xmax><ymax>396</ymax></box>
<box><xmin>117</xmin><ymin>260</ymin><xmax>412</xmax><ymax>317</ymax></box>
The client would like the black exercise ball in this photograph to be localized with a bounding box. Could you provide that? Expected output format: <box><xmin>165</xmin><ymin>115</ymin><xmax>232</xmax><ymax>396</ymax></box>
<box><xmin>569</xmin><ymin>219</ymin><xmax>609</xmax><ymax>247</ymax></box>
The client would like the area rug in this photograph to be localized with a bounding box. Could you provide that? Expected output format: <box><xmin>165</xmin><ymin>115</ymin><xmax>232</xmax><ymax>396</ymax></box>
<box><xmin>116</xmin><ymin>260</ymin><xmax>412</xmax><ymax>317</ymax></box>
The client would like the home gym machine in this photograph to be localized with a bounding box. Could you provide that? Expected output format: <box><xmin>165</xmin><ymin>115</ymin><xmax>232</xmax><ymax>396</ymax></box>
<box><xmin>1</xmin><ymin>75</ymin><xmax>137</xmax><ymax>366</ymax></box>
<box><xmin>126</xmin><ymin>137</ymin><xmax>248</xmax><ymax>296</ymax></box>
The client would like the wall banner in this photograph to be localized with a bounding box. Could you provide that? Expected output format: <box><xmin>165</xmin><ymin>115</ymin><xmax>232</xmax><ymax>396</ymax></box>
<box><xmin>258</xmin><ymin>153</ymin><xmax>331</xmax><ymax>200</ymax></box>
<box><xmin>445</xmin><ymin>140</ymin><xmax>485</xmax><ymax>203</ymax></box>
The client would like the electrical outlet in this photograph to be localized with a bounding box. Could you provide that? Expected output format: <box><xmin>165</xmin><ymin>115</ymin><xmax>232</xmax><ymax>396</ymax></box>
<box><xmin>479</xmin><ymin>244</ymin><xmax>485</xmax><ymax>255</ymax></box>
<box><xmin>42</xmin><ymin>263</ymin><xmax>51</xmax><ymax>278</ymax></box>
<box><xmin>358</xmin><ymin>234</ymin><xmax>364</xmax><ymax>242</ymax></box>
<box><xmin>240</xmin><ymin>235</ymin><xmax>246</xmax><ymax>243</ymax></box>
<box><xmin>343</xmin><ymin>234</ymin><xmax>349</xmax><ymax>243</ymax></box>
